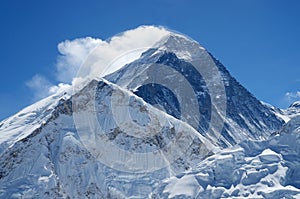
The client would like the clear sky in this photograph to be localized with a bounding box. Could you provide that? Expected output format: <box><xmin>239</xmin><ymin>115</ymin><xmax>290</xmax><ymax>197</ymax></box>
<box><xmin>0</xmin><ymin>0</ymin><xmax>299</xmax><ymax>121</ymax></box>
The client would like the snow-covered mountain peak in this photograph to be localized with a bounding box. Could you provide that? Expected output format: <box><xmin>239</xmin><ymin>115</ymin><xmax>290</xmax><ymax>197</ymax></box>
<box><xmin>289</xmin><ymin>101</ymin><xmax>300</xmax><ymax>109</ymax></box>
<box><xmin>72</xmin><ymin>25</ymin><xmax>171</xmax><ymax>81</ymax></box>
<box><xmin>60</xmin><ymin>26</ymin><xmax>204</xmax><ymax>90</ymax></box>
<box><xmin>151</xmin><ymin>33</ymin><xmax>206</xmax><ymax>61</ymax></box>
<box><xmin>106</xmin><ymin>32</ymin><xmax>284</xmax><ymax>148</ymax></box>
<box><xmin>0</xmin><ymin>77</ymin><xmax>219</xmax><ymax>198</ymax></box>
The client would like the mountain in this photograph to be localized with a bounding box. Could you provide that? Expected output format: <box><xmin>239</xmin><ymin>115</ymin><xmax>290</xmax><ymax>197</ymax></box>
<box><xmin>0</xmin><ymin>79</ymin><xmax>217</xmax><ymax>198</ymax></box>
<box><xmin>0</xmin><ymin>26</ymin><xmax>298</xmax><ymax>198</ymax></box>
<box><xmin>105</xmin><ymin>34</ymin><xmax>284</xmax><ymax>148</ymax></box>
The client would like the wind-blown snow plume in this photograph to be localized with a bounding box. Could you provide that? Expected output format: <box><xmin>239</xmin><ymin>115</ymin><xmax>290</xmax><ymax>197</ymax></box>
<box><xmin>75</xmin><ymin>25</ymin><xmax>170</xmax><ymax>79</ymax></box>
<box><xmin>56</xmin><ymin>37</ymin><xmax>102</xmax><ymax>83</ymax></box>
<box><xmin>27</xmin><ymin>26</ymin><xmax>170</xmax><ymax>100</ymax></box>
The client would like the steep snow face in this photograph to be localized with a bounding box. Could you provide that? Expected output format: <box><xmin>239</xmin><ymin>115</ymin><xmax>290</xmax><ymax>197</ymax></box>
<box><xmin>0</xmin><ymin>100</ymin><xmax>107</xmax><ymax>199</ymax></box>
<box><xmin>0</xmin><ymin>78</ymin><xmax>217</xmax><ymax>198</ymax></box>
<box><xmin>73</xmin><ymin>79</ymin><xmax>217</xmax><ymax>174</ymax></box>
<box><xmin>153</xmin><ymin>116</ymin><xmax>300</xmax><ymax>198</ymax></box>
<box><xmin>0</xmin><ymin>87</ymin><xmax>71</xmax><ymax>155</ymax></box>
<box><xmin>105</xmin><ymin>34</ymin><xmax>284</xmax><ymax>148</ymax></box>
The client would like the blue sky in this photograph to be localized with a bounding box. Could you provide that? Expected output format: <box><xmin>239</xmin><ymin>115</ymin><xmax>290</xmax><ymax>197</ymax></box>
<box><xmin>0</xmin><ymin>0</ymin><xmax>299</xmax><ymax>120</ymax></box>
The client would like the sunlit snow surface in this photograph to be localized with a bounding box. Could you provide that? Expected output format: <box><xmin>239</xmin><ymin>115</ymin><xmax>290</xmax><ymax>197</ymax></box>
<box><xmin>153</xmin><ymin>116</ymin><xmax>300</xmax><ymax>198</ymax></box>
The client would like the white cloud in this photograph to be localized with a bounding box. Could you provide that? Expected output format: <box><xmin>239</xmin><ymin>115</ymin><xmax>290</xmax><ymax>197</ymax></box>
<box><xmin>56</xmin><ymin>37</ymin><xmax>102</xmax><ymax>83</ymax></box>
<box><xmin>27</xmin><ymin>25</ymin><xmax>171</xmax><ymax>101</ymax></box>
<box><xmin>48</xmin><ymin>83</ymin><xmax>71</xmax><ymax>94</ymax></box>
<box><xmin>26</xmin><ymin>74</ymin><xmax>55</xmax><ymax>101</ymax></box>
<box><xmin>26</xmin><ymin>74</ymin><xmax>72</xmax><ymax>101</ymax></box>
<box><xmin>76</xmin><ymin>25</ymin><xmax>170</xmax><ymax>80</ymax></box>
<box><xmin>285</xmin><ymin>91</ymin><xmax>300</xmax><ymax>104</ymax></box>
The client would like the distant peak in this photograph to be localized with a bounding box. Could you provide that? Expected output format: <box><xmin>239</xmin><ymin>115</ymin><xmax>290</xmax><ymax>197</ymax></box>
<box><xmin>289</xmin><ymin>101</ymin><xmax>300</xmax><ymax>109</ymax></box>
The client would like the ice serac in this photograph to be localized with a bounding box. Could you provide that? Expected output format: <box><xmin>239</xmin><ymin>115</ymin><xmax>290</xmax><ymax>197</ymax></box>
<box><xmin>153</xmin><ymin>115</ymin><xmax>300</xmax><ymax>198</ymax></box>
<box><xmin>105</xmin><ymin>33</ymin><xmax>284</xmax><ymax>148</ymax></box>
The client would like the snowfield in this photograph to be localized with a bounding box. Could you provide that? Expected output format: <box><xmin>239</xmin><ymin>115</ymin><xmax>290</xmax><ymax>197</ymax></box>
<box><xmin>152</xmin><ymin>116</ymin><xmax>300</xmax><ymax>198</ymax></box>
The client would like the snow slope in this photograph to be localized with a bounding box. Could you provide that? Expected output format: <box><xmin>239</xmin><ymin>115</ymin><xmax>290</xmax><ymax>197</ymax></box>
<box><xmin>0</xmin><ymin>87</ymin><xmax>71</xmax><ymax>155</ymax></box>
<box><xmin>152</xmin><ymin>116</ymin><xmax>300</xmax><ymax>198</ymax></box>
<box><xmin>0</xmin><ymin>78</ymin><xmax>218</xmax><ymax>198</ymax></box>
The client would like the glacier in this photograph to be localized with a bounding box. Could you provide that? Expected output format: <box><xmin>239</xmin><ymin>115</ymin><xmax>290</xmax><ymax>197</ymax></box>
<box><xmin>152</xmin><ymin>115</ymin><xmax>300</xmax><ymax>198</ymax></box>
